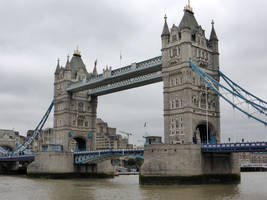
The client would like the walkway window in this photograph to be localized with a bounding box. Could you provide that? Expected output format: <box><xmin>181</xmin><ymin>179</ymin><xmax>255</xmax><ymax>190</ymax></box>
<box><xmin>78</xmin><ymin>102</ymin><xmax>84</xmax><ymax>112</ymax></box>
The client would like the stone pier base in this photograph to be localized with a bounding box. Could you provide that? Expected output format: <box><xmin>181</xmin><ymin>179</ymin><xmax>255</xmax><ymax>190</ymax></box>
<box><xmin>27</xmin><ymin>152</ymin><xmax>114</xmax><ymax>178</ymax></box>
<box><xmin>0</xmin><ymin>161</ymin><xmax>22</xmax><ymax>174</ymax></box>
<box><xmin>140</xmin><ymin>144</ymin><xmax>240</xmax><ymax>185</ymax></box>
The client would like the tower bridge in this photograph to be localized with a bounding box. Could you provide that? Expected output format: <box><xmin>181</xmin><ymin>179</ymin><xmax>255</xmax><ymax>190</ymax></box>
<box><xmin>0</xmin><ymin>2</ymin><xmax>266</xmax><ymax>184</ymax></box>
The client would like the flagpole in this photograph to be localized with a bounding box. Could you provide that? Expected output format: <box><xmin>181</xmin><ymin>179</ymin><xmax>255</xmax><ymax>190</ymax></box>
<box><xmin>120</xmin><ymin>50</ymin><xmax>122</xmax><ymax>68</ymax></box>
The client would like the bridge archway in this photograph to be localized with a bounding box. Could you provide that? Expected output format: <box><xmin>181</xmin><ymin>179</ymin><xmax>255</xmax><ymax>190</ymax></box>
<box><xmin>195</xmin><ymin>122</ymin><xmax>215</xmax><ymax>144</ymax></box>
<box><xmin>73</xmin><ymin>137</ymin><xmax>86</xmax><ymax>152</ymax></box>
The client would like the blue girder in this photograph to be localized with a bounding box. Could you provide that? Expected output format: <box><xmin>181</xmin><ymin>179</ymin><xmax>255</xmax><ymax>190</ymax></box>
<box><xmin>219</xmin><ymin>71</ymin><xmax>267</xmax><ymax>105</ymax></box>
<box><xmin>0</xmin><ymin>154</ymin><xmax>35</xmax><ymax>161</ymax></box>
<box><xmin>0</xmin><ymin>101</ymin><xmax>54</xmax><ymax>156</ymax></box>
<box><xmin>74</xmin><ymin>149</ymin><xmax>144</xmax><ymax>164</ymax></box>
<box><xmin>202</xmin><ymin>142</ymin><xmax>267</xmax><ymax>153</ymax></box>
<box><xmin>189</xmin><ymin>60</ymin><xmax>267</xmax><ymax>126</ymax></box>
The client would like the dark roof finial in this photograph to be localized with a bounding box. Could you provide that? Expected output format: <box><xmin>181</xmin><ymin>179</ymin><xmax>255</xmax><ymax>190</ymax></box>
<box><xmin>93</xmin><ymin>59</ymin><xmax>98</xmax><ymax>76</ymax></box>
<box><xmin>55</xmin><ymin>58</ymin><xmax>60</xmax><ymax>74</ymax></box>
<box><xmin>65</xmin><ymin>54</ymin><xmax>71</xmax><ymax>70</ymax></box>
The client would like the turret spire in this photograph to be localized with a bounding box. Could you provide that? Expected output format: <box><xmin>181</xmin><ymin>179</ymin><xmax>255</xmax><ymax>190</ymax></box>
<box><xmin>161</xmin><ymin>14</ymin><xmax>170</xmax><ymax>37</ymax></box>
<box><xmin>209</xmin><ymin>20</ymin><xmax>218</xmax><ymax>41</ymax></box>
<box><xmin>55</xmin><ymin>58</ymin><xmax>60</xmax><ymax>74</ymax></box>
<box><xmin>65</xmin><ymin>54</ymin><xmax>71</xmax><ymax>70</ymax></box>
<box><xmin>93</xmin><ymin>59</ymin><xmax>98</xmax><ymax>76</ymax></box>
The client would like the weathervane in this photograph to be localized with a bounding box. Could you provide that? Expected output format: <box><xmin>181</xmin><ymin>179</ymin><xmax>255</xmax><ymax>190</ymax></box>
<box><xmin>185</xmin><ymin>0</ymin><xmax>193</xmax><ymax>12</ymax></box>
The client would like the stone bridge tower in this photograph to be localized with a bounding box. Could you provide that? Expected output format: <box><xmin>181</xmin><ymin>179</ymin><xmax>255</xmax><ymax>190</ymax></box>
<box><xmin>54</xmin><ymin>50</ymin><xmax>97</xmax><ymax>151</ymax></box>
<box><xmin>161</xmin><ymin>4</ymin><xmax>220</xmax><ymax>145</ymax></box>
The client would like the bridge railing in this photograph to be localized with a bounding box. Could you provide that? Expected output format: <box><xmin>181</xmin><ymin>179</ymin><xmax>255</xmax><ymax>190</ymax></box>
<box><xmin>202</xmin><ymin>142</ymin><xmax>267</xmax><ymax>152</ymax></box>
<box><xmin>74</xmin><ymin>149</ymin><xmax>144</xmax><ymax>164</ymax></box>
<box><xmin>0</xmin><ymin>154</ymin><xmax>35</xmax><ymax>161</ymax></box>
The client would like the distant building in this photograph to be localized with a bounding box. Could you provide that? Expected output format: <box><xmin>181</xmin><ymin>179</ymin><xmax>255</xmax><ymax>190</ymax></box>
<box><xmin>25</xmin><ymin>118</ymin><xmax>133</xmax><ymax>152</ymax></box>
<box><xmin>0</xmin><ymin>129</ymin><xmax>26</xmax><ymax>151</ymax></box>
<box><xmin>96</xmin><ymin>118</ymin><xmax>133</xmax><ymax>150</ymax></box>
<box><xmin>27</xmin><ymin>128</ymin><xmax>56</xmax><ymax>152</ymax></box>
<box><xmin>240</xmin><ymin>152</ymin><xmax>267</xmax><ymax>164</ymax></box>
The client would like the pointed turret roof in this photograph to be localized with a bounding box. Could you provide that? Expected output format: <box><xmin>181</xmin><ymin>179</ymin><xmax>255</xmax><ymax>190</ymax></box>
<box><xmin>178</xmin><ymin>8</ymin><xmax>199</xmax><ymax>31</ymax></box>
<box><xmin>55</xmin><ymin>58</ymin><xmax>60</xmax><ymax>74</ymax></box>
<box><xmin>69</xmin><ymin>49</ymin><xmax>88</xmax><ymax>78</ymax></box>
<box><xmin>65</xmin><ymin>55</ymin><xmax>71</xmax><ymax>70</ymax></box>
<box><xmin>93</xmin><ymin>59</ymin><xmax>98</xmax><ymax>76</ymax></box>
<box><xmin>209</xmin><ymin>20</ymin><xmax>218</xmax><ymax>41</ymax></box>
<box><xmin>161</xmin><ymin>15</ymin><xmax>170</xmax><ymax>37</ymax></box>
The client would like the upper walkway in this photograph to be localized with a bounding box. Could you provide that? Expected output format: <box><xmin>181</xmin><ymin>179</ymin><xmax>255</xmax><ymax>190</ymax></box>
<box><xmin>67</xmin><ymin>56</ymin><xmax>162</xmax><ymax>95</ymax></box>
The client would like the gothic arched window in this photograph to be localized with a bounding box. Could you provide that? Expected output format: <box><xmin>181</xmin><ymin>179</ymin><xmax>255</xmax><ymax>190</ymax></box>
<box><xmin>78</xmin><ymin>102</ymin><xmax>84</xmax><ymax>112</ymax></box>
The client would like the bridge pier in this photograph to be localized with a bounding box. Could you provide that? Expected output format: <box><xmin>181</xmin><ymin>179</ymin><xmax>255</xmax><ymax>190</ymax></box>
<box><xmin>27</xmin><ymin>152</ymin><xmax>114</xmax><ymax>178</ymax></box>
<box><xmin>0</xmin><ymin>161</ymin><xmax>20</xmax><ymax>174</ymax></box>
<box><xmin>140</xmin><ymin>144</ymin><xmax>240</xmax><ymax>185</ymax></box>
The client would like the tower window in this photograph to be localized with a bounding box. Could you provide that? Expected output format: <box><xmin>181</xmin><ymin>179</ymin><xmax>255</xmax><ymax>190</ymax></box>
<box><xmin>172</xmin><ymin>48</ymin><xmax>177</xmax><ymax>57</ymax></box>
<box><xmin>192</xmin><ymin>34</ymin><xmax>196</xmax><ymax>41</ymax></box>
<box><xmin>78</xmin><ymin>102</ymin><xmax>84</xmax><ymax>112</ymax></box>
<box><xmin>176</xmin><ymin>99</ymin><xmax>179</xmax><ymax>108</ymax></box>
<box><xmin>172</xmin><ymin>35</ymin><xmax>177</xmax><ymax>42</ymax></box>
<box><xmin>178</xmin><ymin>32</ymin><xmax>181</xmax><ymax>40</ymax></box>
<box><xmin>78</xmin><ymin>119</ymin><xmax>83</xmax><ymax>126</ymax></box>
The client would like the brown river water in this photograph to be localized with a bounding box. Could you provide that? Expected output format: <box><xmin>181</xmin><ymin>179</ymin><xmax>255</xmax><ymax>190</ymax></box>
<box><xmin>0</xmin><ymin>172</ymin><xmax>266</xmax><ymax>200</ymax></box>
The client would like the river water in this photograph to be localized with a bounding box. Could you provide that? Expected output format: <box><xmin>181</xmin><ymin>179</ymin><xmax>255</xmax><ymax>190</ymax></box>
<box><xmin>0</xmin><ymin>172</ymin><xmax>266</xmax><ymax>200</ymax></box>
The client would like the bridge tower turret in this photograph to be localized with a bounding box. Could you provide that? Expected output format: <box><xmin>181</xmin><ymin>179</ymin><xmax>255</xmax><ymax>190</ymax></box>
<box><xmin>162</xmin><ymin>4</ymin><xmax>221</xmax><ymax>145</ymax></box>
<box><xmin>53</xmin><ymin>49</ymin><xmax>97</xmax><ymax>152</ymax></box>
<box><xmin>161</xmin><ymin>14</ymin><xmax>170</xmax><ymax>49</ymax></box>
<box><xmin>208</xmin><ymin>20</ymin><xmax>219</xmax><ymax>70</ymax></box>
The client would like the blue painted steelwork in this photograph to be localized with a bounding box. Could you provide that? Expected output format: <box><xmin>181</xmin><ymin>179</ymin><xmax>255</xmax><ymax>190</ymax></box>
<box><xmin>67</xmin><ymin>56</ymin><xmax>162</xmax><ymax>93</ymax></box>
<box><xmin>74</xmin><ymin>149</ymin><xmax>144</xmax><ymax>164</ymax></box>
<box><xmin>0</xmin><ymin>101</ymin><xmax>54</xmax><ymax>156</ymax></box>
<box><xmin>189</xmin><ymin>60</ymin><xmax>267</xmax><ymax>126</ymax></box>
<box><xmin>12</xmin><ymin>101</ymin><xmax>54</xmax><ymax>155</ymax></box>
<box><xmin>41</xmin><ymin>144</ymin><xmax>63</xmax><ymax>152</ymax></box>
<box><xmin>219</xmin><ymin>71</ymin><xmax>267</xmax><ymax>105</ymax></box>
<box><xmin>87</xmin><ymin>71</ymin><xmax>162</xmax><ymax>96</ymax></box>
<box><xmin>219</xmin><ymin>71</ymin><xmax>267</xmax><ymax>115</ymax></box>
<box><xmin>202</xmin><ymin>142</ymin><xmax>267</xmax><ymax>153</ymax></box>
<box><xmin>69</xmin><ymin>131</ymin><xmax>73</xmax><ymax>137</ymax></box>
<box><xmin>0</xmin><ymin>154</ymin><xmax>34</xmax><ymax>162</ymax></box>
<box><xmin>0</xmin><ymin>146</ymin><xmax>8</xmax><ymax>155</ymax></box>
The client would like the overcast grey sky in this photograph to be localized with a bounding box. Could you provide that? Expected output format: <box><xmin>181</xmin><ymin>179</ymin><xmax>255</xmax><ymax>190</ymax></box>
<box><xmin>0</xmin><ymin>0</ymin><xmax>266</xmax><ymax>145</ymax></box>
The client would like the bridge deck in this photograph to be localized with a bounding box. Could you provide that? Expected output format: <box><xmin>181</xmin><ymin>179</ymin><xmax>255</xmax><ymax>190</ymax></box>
<box><xmin>1</xmin><ymin>142</ymin><xmax>267</xmax><ymax>163</ymax></box>
<box><xmin>201</xmin><ymin>142</ymin><xmax>267</xmax><ymax>153</ymax></box>
<box><xmin>0</xmin><ymin>154</ymin><xmax>34</xmax><ymax>162</ymax></box>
